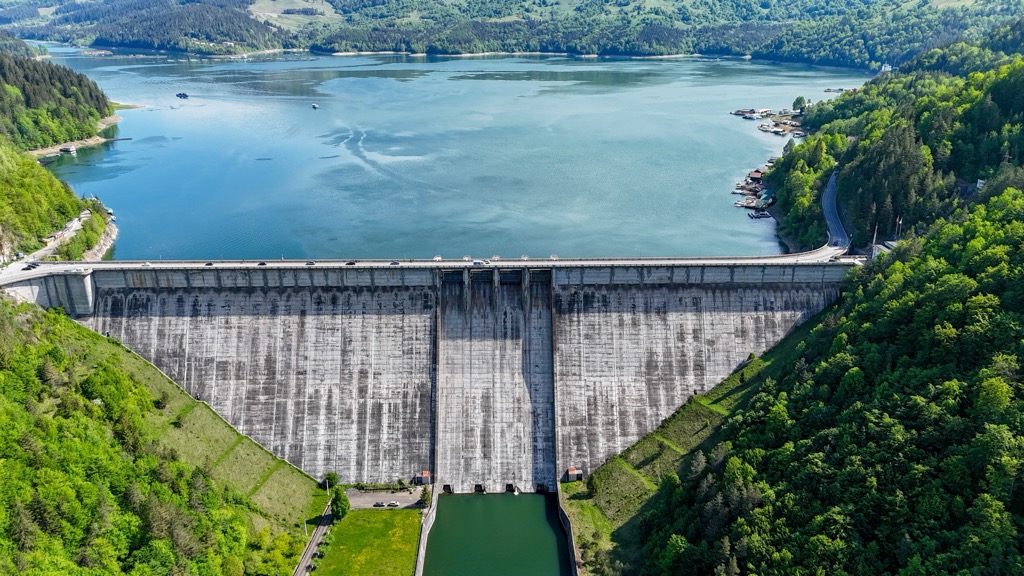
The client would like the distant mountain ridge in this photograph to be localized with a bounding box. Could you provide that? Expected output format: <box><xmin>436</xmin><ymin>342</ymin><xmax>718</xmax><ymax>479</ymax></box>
<box><xmin>0</xmin><ymin>0</ymin><xmax>1022</xmax><ymax>67</ymax></box>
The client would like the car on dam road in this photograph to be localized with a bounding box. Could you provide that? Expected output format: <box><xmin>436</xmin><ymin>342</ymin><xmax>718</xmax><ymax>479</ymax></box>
<box><xmin>373</xmin><ymin>501</ymin><xmax>385</xmax><ymax>507</ymax></box>
<box><xmin>387</xmin><ymin>501</ymin><xmax>400</xmax><ymax>507</ymax></box>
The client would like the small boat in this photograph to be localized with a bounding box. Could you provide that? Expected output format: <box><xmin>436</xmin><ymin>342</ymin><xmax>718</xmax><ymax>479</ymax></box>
<box><xmin>311</xmin><ymin>103</ymin><xmax>319</xmax><ymax>110</ymax></box>
<box><xmin>59</xmin><ymin>146</ymin><xmax>76</xmax><ymax>154</ymax></box>
<box><xmin>176</xmin><ymin>92</ymin><xmax>189</xmax><ymax>99</ymax></box>
<box><xmin>749</xmin><ymin>210</ymin><xmax>772</xmax><ymax>219</ymax></box>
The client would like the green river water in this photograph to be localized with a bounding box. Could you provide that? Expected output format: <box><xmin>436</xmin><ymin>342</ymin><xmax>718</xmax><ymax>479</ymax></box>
<box><xmin>424</xmin><ymin>494</ymin><xmax>572</xmax><ymax>576</ymax></box>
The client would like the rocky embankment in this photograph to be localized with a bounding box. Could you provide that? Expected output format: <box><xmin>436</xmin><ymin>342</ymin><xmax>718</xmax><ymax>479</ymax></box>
<box><xmin>83</xmin><ymin>220</ymin><xmax>118</xmax><ymax>261</ymax></box>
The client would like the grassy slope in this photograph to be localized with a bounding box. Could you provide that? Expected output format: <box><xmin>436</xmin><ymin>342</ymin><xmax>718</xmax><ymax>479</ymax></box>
<box><xmin>317</xmin><ymin>509</ymin><xmax>422</xmax><ymax>576</ymax></box>
<box><xmin>248</xmin><ymin>0</ymin><xmax>343</xmax><ymax>32</ymax></box>
<box><xmin>561</xmin><ymin>311</ymin><xmax>826</xmax><ymax>573</ymax></box>
<box><xmin>55</xmin><ymin>311</ymin><xmax>331</xmax><ymax>535</ymax></box>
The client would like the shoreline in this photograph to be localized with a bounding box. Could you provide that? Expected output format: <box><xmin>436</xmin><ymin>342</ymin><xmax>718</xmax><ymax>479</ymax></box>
<box><xmin>316</xmin><ymin>48</ymin><xmax>870</xmax><ymax>70</ymax></box>
<box><xmin>83</xmin><ymin>220</ymin><xmax>118</xmax><ymax>261</ymax></box>
<box><xmin>767</xmin><ymin>205</ymin><xmax>805</xmax><ymax>253</ymax></box>
<box><xmin>40</xmin><ymin>41</ymin><xmax>877</xmax><ymax>72</ymax></box>
<box><xmin>27</xmin><ymin>114</ymin><xmax>126</xmax><ymax>158</ymax></box>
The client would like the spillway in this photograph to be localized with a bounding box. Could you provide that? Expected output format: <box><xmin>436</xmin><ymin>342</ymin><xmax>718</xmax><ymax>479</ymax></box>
<box><xmin>436</xmin><ymin>269</ymin><xmax>555</xmax><ymax>493</ymax></box>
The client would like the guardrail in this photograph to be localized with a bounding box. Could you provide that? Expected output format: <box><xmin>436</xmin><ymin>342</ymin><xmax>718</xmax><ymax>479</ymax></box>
<box><xmin>0</xmin><ymin>240</ymin><xmax>850</xmax><ymax>278</ymax></box>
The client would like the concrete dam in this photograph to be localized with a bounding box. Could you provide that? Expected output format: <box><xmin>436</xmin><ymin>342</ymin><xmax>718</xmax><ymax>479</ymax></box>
<box><xmin>4</xmin><ymin>260</ymin><xmax>850</xmax><ymax>493</ymax></box>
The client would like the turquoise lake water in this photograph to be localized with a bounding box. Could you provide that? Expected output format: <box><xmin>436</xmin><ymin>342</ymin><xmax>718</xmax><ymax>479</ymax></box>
<box><xmin>44</xmin><ymin>48</ymin><xmax>866</xmax><ymax>260</ymax></box>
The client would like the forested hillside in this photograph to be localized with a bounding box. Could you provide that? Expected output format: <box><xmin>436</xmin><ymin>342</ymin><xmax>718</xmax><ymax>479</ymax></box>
<box><xmin>0</xmin><ymin>24</ymin><xmax>323</xmax><ymax>572</ymax></box>
<box><xmin>0</xmin><ymin>28</ymin><xmax>38</xmax><ymax>56</ymax></box>
<box><xmin>3</xmin><ymin>0</ymin><xmax>1024</xmax><ymax>66</ymax></box>
<box><xmin>0</xmin><ymin>300</ymin><xmax>325</xmax><ymax>574</ymax></box>
<box><xmin>768</xmin><ymin>33</ymin><xmax>1024</xmax><ymax>249</ymax></box>
<box><xmin>0</xmin><ymin>50</ymin><xmax>112</xmax><ymax>260</ymax></box>
<box><xmin>11</xmin><ymin>0</ymin><xmax>286</xmax><ymax>54</ymax></box>
<box><xmin>0</xmin><ymin>51</ymin><xmax>110</xmax><ymax>150</ymax></box>
<box><xmin>301</xmin><ymin>0</ymin><xmax>1023</xmax><ymax>66</ymax></box>
<box><xmin>0</xmin><ymin>137</ymin><xmax>91</xmax><ymax>260</ymax></box>
<box><xmin>559</xmin><ymin>21</ymin><xmax>1024</xmax><ymax>576</ymax></box>
<box><xmin>641</xmin><ymin>186</ymin><xmax>1024</xmax><ymax>575</ymax></box>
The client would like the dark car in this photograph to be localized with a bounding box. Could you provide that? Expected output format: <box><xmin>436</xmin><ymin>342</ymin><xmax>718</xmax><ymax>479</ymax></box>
<box><xmin>390</xmin><ymin>260</ymin><xmax>400</xmax><ymax>266</ymax></box>
<box><xmin>345</xmin><ymin>261</ymin><xmax>356</xmax><ymax>266</ymax></box>
<box><xmin>204</xmin><ymin>262</ymin><xmax>214</xmax><ymax>266</ymax></box>
<box><xmin>257</xmin><ymin>261</ymin><xmax>267</xmax><ymax>266</ymax></box>
<box><xmin>373</xmin><ymin>501</ymin><xmax>385</xmax><ymax>508</ymax></box>
<box><xmin>305</xmin><ymin>261</ymin><xmax>316</xmax><ymax>266</ymax></box>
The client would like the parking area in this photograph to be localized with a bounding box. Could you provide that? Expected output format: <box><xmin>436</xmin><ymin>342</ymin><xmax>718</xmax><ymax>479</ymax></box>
<box><xmin>346</xmin><ymin>487</ymin><xmax>424</xmax><ymax>509</ymax></box>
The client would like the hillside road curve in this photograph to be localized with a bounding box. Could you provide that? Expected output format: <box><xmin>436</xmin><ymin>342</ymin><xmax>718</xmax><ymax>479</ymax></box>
<box><xmin>822</xmin><ymin>170</ymin><xmax>850</xmax><ymax>249</ymax></box>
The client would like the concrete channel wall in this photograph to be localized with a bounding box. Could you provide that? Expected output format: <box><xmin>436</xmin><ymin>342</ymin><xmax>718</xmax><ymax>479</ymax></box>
<box><xmin>4</xmin><ymin>263</ymin><xmax>848</xmax><ymax>490</ymax></box>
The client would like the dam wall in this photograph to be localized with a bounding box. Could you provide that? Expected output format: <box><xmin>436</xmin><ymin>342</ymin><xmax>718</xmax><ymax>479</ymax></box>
<box><xmin>436</xmin><ymin>269</ymin><xmax>555</xmax><ymax>493</ymax></box>
<box><xmin>83</xmin><ymin>267</ymin><xmax>437</xmax><ymax>483</ymax></box>
<box><xmin>3</xmin><ymin>262</ymin><xmax>850</xmax><ymax>489</ymax></box>
<box><xmin>552</xmin><ymin>269</ymin><xmax>840</xmax><ymax>477</ymax></box>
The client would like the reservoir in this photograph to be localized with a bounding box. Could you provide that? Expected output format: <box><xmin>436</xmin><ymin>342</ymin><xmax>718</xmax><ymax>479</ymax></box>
<box><xmin>42</xmin><ymin>47</ymin><xmax>866</xmax><ymax>260</ymax></box>
<box><xmin>423</xmin><ymin>493</ymin><xmax>572</xmax><ymax>576</ymax></box>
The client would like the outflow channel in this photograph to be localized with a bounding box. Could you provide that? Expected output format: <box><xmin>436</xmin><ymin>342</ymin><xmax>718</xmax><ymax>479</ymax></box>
<box><xmin>423</xmin><ymin>493</ymin><xmax>572</xmax><ymax>576</ymax></box>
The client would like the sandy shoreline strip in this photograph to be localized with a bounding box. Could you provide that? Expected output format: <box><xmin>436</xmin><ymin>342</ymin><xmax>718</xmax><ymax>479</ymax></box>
<box><xmin>27</xmin><ymin>114</ymin><xmax>125</xmax><ymax>158</ymax></box>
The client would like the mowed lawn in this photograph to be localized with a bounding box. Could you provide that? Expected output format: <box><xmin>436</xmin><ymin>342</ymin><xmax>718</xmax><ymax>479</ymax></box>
<box><xmin>318</xmin><ymin>510</ymin><xmax>422</xmax><ymax>576</ymax></box>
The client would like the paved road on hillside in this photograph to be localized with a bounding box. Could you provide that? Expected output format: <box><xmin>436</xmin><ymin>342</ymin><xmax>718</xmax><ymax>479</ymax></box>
<box><xmin>822</xmin><ymin>170</ymin><xmax>851</xmax><ymax>249</ymax></box>
<box><xmin>293</xmin><ymin>502</ymin><xmax>332</xmax><ymax>576</ymax></box>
